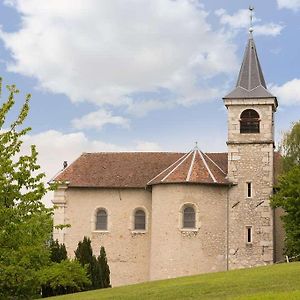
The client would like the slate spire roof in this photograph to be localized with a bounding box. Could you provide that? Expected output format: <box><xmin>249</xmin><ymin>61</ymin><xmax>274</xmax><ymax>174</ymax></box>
<box><xmin>224</xmin><ymin>32</ymin><xmax>275</xmax><ymax>99</ymax></box>
<box><xmin>147</xmin><ymin>146</ymin><xmax>229</xmax><ymax>186</ymax></box>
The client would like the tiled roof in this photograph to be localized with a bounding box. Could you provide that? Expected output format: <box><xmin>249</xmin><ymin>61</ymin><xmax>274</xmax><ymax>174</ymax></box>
<box><xmin>53</xmin><ymin>150</ymin><xmax>281</xmax><ymax>188</ymax></box>
<box><xmin>147</xmin><ymin>147</ymin><xmax>229</xmax><ymax>186</ymax></box>
<box><xmin>54</xmin><ymin>151</ymin><xmax>228</xmax><ymax>188</ymax></box>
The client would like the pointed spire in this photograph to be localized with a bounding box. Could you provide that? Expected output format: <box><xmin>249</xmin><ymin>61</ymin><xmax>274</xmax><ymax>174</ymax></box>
<box><xmin>236</xmin><ymin>35</ymin><xmax>267</xmax><ymax>90</ymax></box>
<box><xmin>223</xmin><ymin>7</ymin><xmax>276</xmax><ymax>100</ymax></box>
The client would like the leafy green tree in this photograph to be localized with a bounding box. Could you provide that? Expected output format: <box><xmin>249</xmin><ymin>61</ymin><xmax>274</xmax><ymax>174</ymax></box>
<box><xmin>38</xmin><ymin>260</ymin><xmax>91</xmax><ymax>297</ymax></box>
<box><xmin>280</xmin><ymin>120</ymin><xmax>300</xmax><ymax>171</ymax></box>
<box><xmin>0</xmin><ymin>78</ymin><xmax>54</xmax><ymax>299</ymax></box>
<box><xmin>50</xmin><ymin>239</ymin><xmax>67</xmax><ymax>263</ymax></box>
<box><xmin>271</xmin><ymin>166</ymin><xmax>300</xmax><ymax>258</ymax></box>
<box><xmin>98</xmin><ymin>246</ymin><xmax>111</xmax><ymax>288</ymax></box>
<box><xmin>272</xmin><ymin>121</ymin><xmax>300</xmax><ymax>259</ymax></box>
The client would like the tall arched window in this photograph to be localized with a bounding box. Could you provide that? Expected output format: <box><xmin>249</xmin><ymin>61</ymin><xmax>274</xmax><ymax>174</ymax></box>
<box><xmin>96</xmin><ymin>209</ymin><xmax>107</xmax><ymax>230</ymax></box>
<box><xmin>134</xmin><ymin>209</ymin><xmax>146</xmax><ymax>230</ymax></box>
<box><xmin>183</xmin><ymin>206</ymin><xmax>196</xmax><ymax>229</ymax></box>
<box><xmin>240</xmin><ymin>109</ymin><xmax>260</xmax><ymax>133</ymax></box>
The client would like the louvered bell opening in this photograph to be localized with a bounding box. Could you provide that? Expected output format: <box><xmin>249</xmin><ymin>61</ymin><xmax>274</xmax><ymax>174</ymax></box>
<box><xmin>240</xmin><ymin>109</ymin><xmax>260</xmax><ymax>134</ymax></box>
<box><xmin>134</xmin><ymin>210</ymin><xmax>146</xmax><ymax>230</ymax></box>
<box><xmin>96</xmin><ymin>209</ymin><xmax>107</xmax><ymax>230</ymax></box>
<box><xmin>183</xmin><ymin>207</ymin><xmax>195</xmax><ymax>228</ymax></box>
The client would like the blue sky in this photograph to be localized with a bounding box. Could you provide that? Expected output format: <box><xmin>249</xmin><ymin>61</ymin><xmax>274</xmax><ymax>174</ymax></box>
<box><xmin>0</xmin><ymin>0</ymin><xmax>300</xmax><ymax>204</ymax></box>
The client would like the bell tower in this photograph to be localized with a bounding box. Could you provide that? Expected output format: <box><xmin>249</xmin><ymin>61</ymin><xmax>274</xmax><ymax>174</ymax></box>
<box><xmin>223</xmin><ymin>7</ymin><xmax>278</xmax><ymax>269</ymax></box>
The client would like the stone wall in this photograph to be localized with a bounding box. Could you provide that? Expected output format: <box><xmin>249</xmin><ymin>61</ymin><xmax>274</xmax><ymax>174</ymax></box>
<box><xmin>53</xmin><ymin>187</ymin><xmax>152</xmax><ymax>287</ymax></box>
<box><xmin>225</xmin><ymin>99</ymin><xmax>276</xmax><ymax>269</ymax></box>
<box><xmin>150</xmin><ymin>183</ymin><xmax>228</xmax><ymax>281</ymax></box>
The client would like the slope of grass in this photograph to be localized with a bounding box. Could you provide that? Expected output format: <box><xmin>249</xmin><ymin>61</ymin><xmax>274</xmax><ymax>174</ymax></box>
<box><xmin>48</xmin><ymin>262</ymin><xmax>300</xmax><ymax>300</ymax></box>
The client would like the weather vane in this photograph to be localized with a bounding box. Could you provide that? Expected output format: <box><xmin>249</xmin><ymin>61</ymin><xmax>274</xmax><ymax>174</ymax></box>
<box><xmin>249</xmin><ymin>5</ymin><xmax>254</xmax><ymax>34</ymax></box>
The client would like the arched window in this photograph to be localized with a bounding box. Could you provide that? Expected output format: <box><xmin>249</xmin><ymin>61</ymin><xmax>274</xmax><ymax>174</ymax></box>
<box><xmin>240</xmin><ymin>109</ymin><xmax>260</xmax><ymax>133</ymax></box>
<box><xmin>183</xmin><ymin>206</ymin><xmax>196</xmax><ymax>229</ymax></box>
<box><xmin>96</xmin><ymin>209</ymin><xmax>107</xmax><ymax>230</ymax></box>
<box><xmin>134</xmin><ymin>209</ymin><xmax>146</xmax><ymax>230</ymax></box>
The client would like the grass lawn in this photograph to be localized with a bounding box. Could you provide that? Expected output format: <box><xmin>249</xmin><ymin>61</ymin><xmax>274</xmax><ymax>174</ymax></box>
<box><xmin>47</xmin><ymin>262</ymin><xmax>300</xmax><ymax>300</ymax></box>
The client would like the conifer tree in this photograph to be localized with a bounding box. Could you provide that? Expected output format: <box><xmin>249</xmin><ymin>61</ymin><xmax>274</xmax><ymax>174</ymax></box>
<box><xmin>98</xmin><ymin>246</ymin><xmax>111</xmax><ymax>288</ymax></box>
<box><xmin>74</xmin><ymin>237</ymin><xmax>111</xmax><ymax>290</ymax></box>
<box><xmin>50</xmin><ymin>239</ymin><xmax>67</xmax><ymax>263</ymax></box>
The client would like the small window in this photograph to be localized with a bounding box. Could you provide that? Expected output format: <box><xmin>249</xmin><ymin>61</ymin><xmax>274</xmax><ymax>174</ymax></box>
<box><xmin>134</xmin><ymin>210</ymin><xmax>146</xmax><ymax>230</ymax></box>
<box><xmin>247</xmin><ymin>182</ymin><xmax>252</xmax><ymax>198</ymax></box>
<box><xmin>183</xmin><ymin>206</ymin><xmax>196</xmax><ymax>229</ymax></box>
<box><xmin>246</xmin><ymin>226</ymin><xmax>253</xmax><ymax>243</ymax></box>
<box><xmin>240</xmin><ymin>109</ymin><xmax>260</xmax><ymax>133</ymax></box>
<box><xmin>96</xmin><ymin>209</ymin><xmax>107</xmax><ymax>230</ymax></box>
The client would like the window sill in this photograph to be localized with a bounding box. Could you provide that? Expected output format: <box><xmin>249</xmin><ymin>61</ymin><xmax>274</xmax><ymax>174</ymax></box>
<box><xmin>180</xmin><ymin>228</ymin><xmax>198</xmax><ymax>232</ymax></box>
<box><xmin>131</xmin><ymin>230</ymin><xmax>147</xmax><ymax>234</ymax></box>
<box><xmin>92</xmin><ymin>230</ymin><xmax>110</xmax><ymax>233</ymax></box>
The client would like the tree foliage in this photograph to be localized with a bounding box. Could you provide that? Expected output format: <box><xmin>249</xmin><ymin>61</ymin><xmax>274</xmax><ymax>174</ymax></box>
<box><xmin>75</xmin><ymin>237</ymin><xmax>111</xmax><ymax>290</ymax></box>
<box><xmin>271</xmin><ymin>166</ymin><xmax>300</xmax><ymax>257</ymax></box>
<box><xmin>272</xmin><ymin>120</ymin><xmax>300</xmax><ymax>258</ymax></box>
<box><xmin>38</xmin><ymin>260</ymin><xmax>91</xmax><ymax>297</ymax></box>
<box><xmin>0</xmin><ymin>78</ymin><xmax>54</xmax><ymax>299</ymax></box>
<box><xmin>98</xmin><ymin>246</ymin><xmax>111</xmax><ymax>288</ymax></box>
<box><xmin>280</xmin><ymin>120</ymin><xmax>300</xmax><ymax>171</ymax></box>
<box><xmin>50</xmin><ymin>239</ymin><xmax>67</xmax><ymax>263</ymax></box>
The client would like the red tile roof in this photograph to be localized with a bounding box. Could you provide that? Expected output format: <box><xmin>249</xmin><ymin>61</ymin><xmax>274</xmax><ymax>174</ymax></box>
<box><xmin>53</xmin><ymin>150</ymin><xmax>281</xmax><ymax>188</ymax></box>
<box><xmin>147</xmin><ymin>148</ymin><xmax>229</xmax><ymax>185</ymax></box>
<box><xmin>54</xmin><ymin>151</ymin><xmax>228</xmax><ymax>188</ymax></box>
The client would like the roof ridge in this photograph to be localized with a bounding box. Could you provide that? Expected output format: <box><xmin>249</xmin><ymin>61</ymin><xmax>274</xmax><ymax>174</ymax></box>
<box><xmin>147</xmin><ymin>151</ymin><xmax>191</xmax><ymax>185</ymax></box>
<box><xmin>203</xmin><ymin>152</ymin><xmax>227</xmax><ymax>175</ymax></box>
<box><xmin>198</xmin><ymin>150</ymin><xmax>217</xmax><ymax>183</ymax></box>
<box><xmin>186</xmin><ymin>149</ymin><xmax>197</xmax><ymax>182</ymax></box>
<box><xmin>161</xmin><ymin>151</ymin><xmax>193</xmax><ymax>182</ymax></box>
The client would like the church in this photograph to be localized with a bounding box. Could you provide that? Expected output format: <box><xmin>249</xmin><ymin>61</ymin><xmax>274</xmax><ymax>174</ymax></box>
<box><xmin>52</xmin><ymin>29</ymin><xmax>284</xmax><ymax>287</ymax></box>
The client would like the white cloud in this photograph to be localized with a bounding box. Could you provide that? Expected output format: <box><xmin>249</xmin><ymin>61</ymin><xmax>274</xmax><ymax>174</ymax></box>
<box><xmin>21</xmin><ymin>130</ymin><xmax>162</xmax><ymax>206</ymax></box>
<box><xmin>271</xmin><ymin>79</ymin><xmax>300</xmax><ymax>105</ymax></box>
<box><xmin>215</xmin><ymin>8</ymin><xmax>284</xmax><ymax>36</ymax></box>
<box><xmin>71</xmin><ymin>109</ymin><xmax>129</xmax><ymax>130</ymax></box>
<box><xmin>0</xmin><ymin>0</ymin><xmax>238</xmax><ymax>115</ymax></box>
<box><xmin>277</xmin><ymin>0</ymin><xmax>300</xmax><ymax>11</ymax></box>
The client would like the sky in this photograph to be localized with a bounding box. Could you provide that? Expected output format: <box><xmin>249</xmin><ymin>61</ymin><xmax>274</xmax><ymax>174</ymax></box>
<box><xmin>0</xmin><ymin>0</ymin><xmax>300</xmax><ymax>206</ymax></box>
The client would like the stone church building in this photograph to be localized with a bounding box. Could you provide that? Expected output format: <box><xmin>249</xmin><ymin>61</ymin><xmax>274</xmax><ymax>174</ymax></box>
<box><xmin>52</xmin><ymin>32</ymin><xmax>284</xmax><ymax>287</ymax></box>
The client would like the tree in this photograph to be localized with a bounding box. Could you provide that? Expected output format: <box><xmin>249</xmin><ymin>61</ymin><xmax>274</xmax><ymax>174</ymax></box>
<box><xmin>279</xmin><ymin>120</ymin><xmax>300</xmax><ymax>171</ymax></box>
<box><xmin>0</xmin><ymin>78</ymin><xmax>54</xmax><ymax>299</ymax></box>
<box><xmin>75</xmin><ymin>236</ymin><xmax>93</xmax><ymax>266</ymax></box>
<box><xmin>271</xmin><ymin>120</ymin><xmax>300</xmax><ymax>259</ymax></box>
<box><xmin>38</xmin><ymin>260</ymin><xmax>91</xmax><ymax>297</ymax></box>
<box><xmin>74</xmin><ymin>237</ymin><xmax>111</xmax><ymax>290</ymax></box>
<box><xmin>50</xmin><ymin>239</ymin><xmax>67</xmax><ymax>263</ymax></box>
<box><xmin>271</xmin><ymin>166</ymin><xmax>300</xmax><ymax>258</ymax></box>
<box><xmin>98</xmin><ymin>246</ymin><xmax>111</xmax><ymax>288</ymax></box>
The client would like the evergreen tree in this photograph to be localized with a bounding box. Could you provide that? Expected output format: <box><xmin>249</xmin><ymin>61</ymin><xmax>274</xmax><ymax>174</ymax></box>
<box><xmin>74</xmin><ymin>237</ymin><xmax>111</xmax><ymax>290</ymax></box>
<box><xmin>50</xmin><ymin>239</ymin><xmax>67</xmax><ymax>263</ymax></box>
<box><xmin>98</xmin><ymin>246</ymin><xmax>111</xmax><ymax>288</ymax></box>
<box><xmin>74</xmin><ymin>236</ymin><xmax>93</xmax><ymax>266</ymax></box>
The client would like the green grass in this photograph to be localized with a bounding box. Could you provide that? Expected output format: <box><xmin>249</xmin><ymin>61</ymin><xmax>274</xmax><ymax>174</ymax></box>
<box><xmin>47</xmin><ymin>262</ymin><xmax>300</xmax><ymax>300</ymax></box>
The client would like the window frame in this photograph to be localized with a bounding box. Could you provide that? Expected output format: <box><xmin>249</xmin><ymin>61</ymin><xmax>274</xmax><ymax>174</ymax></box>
<box><xmin>240</xmin><ymin>109</ymin><xmax>260</xmax><ymax>134</ymax></box>
<box><xmin>180</xmin><ymin>203</ymin><xmax>198</xmax><ymax>232</ymax></box>
<box><xmin>246</xmin><ymin>226</ymin><xmax>253</xmax><ymax>244</ymax></box>
<box><xmin>246</xmin><ymin>182</ymin><xmax>252</xmax><ymax>198</ymax></box>
<box><xmin>93</xmin><ymin>207</ymin><xmax>109</xmax><ymax>232</ymax></box>
<box><xmin>132</xmin><ymin>207</ymin><xmax>148</xmax><ymax>233</ymax></box>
